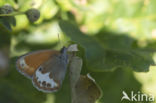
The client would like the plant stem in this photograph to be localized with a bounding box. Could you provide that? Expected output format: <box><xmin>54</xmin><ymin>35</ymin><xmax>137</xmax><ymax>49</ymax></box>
<box><xmin>0</xmin><ymin>12</ymin><xmax>25</xmax><ymax>16</ymax></box>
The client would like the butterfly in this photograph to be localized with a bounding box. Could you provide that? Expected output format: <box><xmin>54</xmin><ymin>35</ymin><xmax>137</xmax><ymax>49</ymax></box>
<box><xmin>16</xmin><ymin>46</ymin><xmax>69</xmax><ymax>93</ymax></box>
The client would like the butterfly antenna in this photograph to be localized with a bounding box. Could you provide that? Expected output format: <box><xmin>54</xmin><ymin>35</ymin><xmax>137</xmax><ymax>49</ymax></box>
<box><xmin>58</xmin><ymin>33</ymin><xmax>62</xmax><ymax>48</ymax></box>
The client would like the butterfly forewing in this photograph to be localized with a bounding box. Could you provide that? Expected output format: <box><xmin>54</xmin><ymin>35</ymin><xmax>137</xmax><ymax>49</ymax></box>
<box><xmin>16</xmin><ymin>50</ymin><xmax>59</xmax><ymax>78</ymax></box>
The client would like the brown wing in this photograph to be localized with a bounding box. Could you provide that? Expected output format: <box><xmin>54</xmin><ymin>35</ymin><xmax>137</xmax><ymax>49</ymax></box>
<box><xmin>32</xmin><ymin>47</ymin><xmax>68</xmax><ymax>93</ymax></box>
<box><xmin>16</xmin><ymin>50</ymin><xmax>59</xmax><ymax>79</ymax></box>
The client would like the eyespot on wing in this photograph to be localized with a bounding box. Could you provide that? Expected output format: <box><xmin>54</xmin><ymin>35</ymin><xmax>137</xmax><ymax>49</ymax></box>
<box><xmin>32</xmin><ymin>67</ymin><xmax>60</xmax><ymax>93</ymax></box>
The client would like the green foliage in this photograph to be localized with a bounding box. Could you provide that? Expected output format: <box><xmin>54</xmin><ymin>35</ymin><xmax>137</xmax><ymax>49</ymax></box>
<box><xmin>59</xmin><ymin>20</ymin><xmax>155</xmax><ymax>72</ymax></box>
<box><xmin>0</xmin><ymin>25</ymin><xmax>11</xmax><ymax>48</ymax></box>
<box><xmin>0</xmin><ymin>58</ymin><xmax>46</xmax><ymax>103</ymax></box>
<box><xmin>0</xmin><ymin>4</ymin><xmax>40</xmax><ymax>31</ymax></box>
<box><xmin>91</xmin><ymin>68</ymin><xmax>143</xmax><ymax>103</ymax></box>
<box><xmin>0</xmin><ymin>4</ymin><xmax>16</xmax><ymax>31</ymax></box>
<box><xmin>1</xmin><ymin>0</ymin><xmax>156</xmax><ymax>103</ymax></box>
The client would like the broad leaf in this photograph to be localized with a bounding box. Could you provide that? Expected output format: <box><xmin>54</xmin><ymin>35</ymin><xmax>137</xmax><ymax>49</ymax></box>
<box><xmin>59</xmin><ymin>20</ymin><xmax>155</xmax><ymax>72</ymax></box>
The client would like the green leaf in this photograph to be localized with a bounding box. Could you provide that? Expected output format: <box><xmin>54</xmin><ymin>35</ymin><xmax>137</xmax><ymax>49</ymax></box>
<box><xmin>91</xmin><ymin>68</ymin><xmax>147</xmax><ymax>103</ymax></box>
<box><xmin>9</xmin><ymin>16</ymin><xmax>16</xmax><ymax>26</ymax></box>
<box><xmin>0</xmin><ymin>17</ymin><xmax>12</xmax><ymax>31</ymax></box>
<box><xmin>59</xmin><ymin>20</ymin><xmax>106</xmax><ymax>71</ymax></box>
<box><xmin>0</xmin><ymin>16</ymin><xmax>16</xmax><ymax>31</ymax></box>
<box><xmin>59</xmin><ymin>20</ymin><xmax>155</xmax><ymax>72</ymax></box>
<box><xmin>0</xmin><ymin>24</ymin><xmax>11</xmax><ymax>47</ymax></box>
<box><xmin>14</xmin><ymin>0</ymin><xmax>18</xmax><ymax>3</ymax></box>
<box><xmin>0</xmin><ymin>58</ymin><xmax>46</xmax><ymax>103</ymax></box>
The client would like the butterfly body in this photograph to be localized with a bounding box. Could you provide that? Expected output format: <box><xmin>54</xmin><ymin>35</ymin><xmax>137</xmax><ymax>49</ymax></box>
<box><xmin>16</xmin><ymin>47</ymin><xmax>68</xmax><ymax>93</ymax></box>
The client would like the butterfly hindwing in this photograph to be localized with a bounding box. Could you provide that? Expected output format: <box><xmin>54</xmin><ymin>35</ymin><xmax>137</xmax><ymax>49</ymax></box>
<box><xmin>32</xmin><ymin>47</ymin><xmax>68</xmax><ymax>92</ymax></box>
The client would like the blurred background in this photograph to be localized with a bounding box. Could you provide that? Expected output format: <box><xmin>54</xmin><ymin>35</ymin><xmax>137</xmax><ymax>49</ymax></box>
<box><xmin>0</xmin><ymin>0</ymin><xmax>156</xmax><ymax>103</ymax></box>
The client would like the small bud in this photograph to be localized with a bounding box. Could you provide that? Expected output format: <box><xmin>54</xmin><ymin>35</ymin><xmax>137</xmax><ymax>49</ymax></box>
<box><xmin>25</xmin><ymin>8</ymin><xmax>40</xmax><ymax>22</ymax></box>
<box><xmin>0</xmin><ymin>4</ymin><xmax>14</xmax><ymax>14</ymax></box>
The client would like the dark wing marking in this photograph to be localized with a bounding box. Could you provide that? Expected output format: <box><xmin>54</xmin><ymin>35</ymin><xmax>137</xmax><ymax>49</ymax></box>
<box><xmin>32</xmin><ymin>47</ymin><xmax>68</xmax><ymax>93</ymax></box>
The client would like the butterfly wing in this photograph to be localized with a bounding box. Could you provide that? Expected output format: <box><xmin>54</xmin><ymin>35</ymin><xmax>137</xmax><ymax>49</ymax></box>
<box><xmin>16</xmin><ymin>50</ymin><xmax>59</xmax><ymax>79</ymax></box>
<box><xmin>32</xmin><ymin>47</ymin><xmax>68</xmax><ymax>93</ymax></box>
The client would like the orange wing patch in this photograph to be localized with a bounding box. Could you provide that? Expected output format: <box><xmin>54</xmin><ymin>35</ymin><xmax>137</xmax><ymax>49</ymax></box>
<box><xmin>16</xmin><ymin>50</ymin><xmax>59</xmax><ymax>78</ymax></box>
